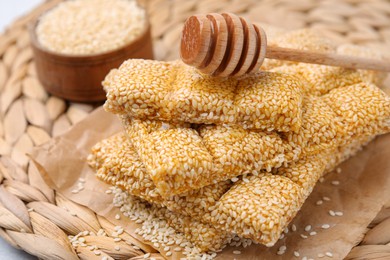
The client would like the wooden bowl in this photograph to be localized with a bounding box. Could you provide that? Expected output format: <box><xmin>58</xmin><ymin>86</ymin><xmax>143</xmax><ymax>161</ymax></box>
<box><xmin>29</xmin><ymin>17</ymin><xmax>154</xmax><ymax>102</ymax></box>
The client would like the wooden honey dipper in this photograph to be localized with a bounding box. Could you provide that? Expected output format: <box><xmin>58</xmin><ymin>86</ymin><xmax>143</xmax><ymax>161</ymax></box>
<box><xmin>180</xmin><ymin>13</ymin><xmax>390</xmax><ymax>77</ymax></box>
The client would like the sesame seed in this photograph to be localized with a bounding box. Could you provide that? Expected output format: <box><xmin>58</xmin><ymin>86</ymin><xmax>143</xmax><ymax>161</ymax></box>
<box><xmin>294</xmin><ymin>251</ymin><xmax>300</xmax><ymax>257</ymax></box>
<box><xmin>166</xmin><ymin>252</ymin><xmax>172</xmax><ymax>256</ymax></box>
<box><xmin>336</xmin><ymin>168</ymin><xmax>341</xmax><ymax>173</ymax></box>
<box><xmin>292</xmin><ymin>224</ymin><xmax>297</xmax><ymax>232</ymax></box>
<box><xmin>326</xmin><ymin>252</ymin><xmax>333</xmax><ymax>257</ymax></box>
<box><xmin>318</xmin><ymin>253</ymin><xmax>325</xmax><ymax>258</ymax></box>
<box><xmin>323</xmin><ymin>197</ymin><xmax>331</xmax><ymax>201</ymax></box>
<box><xmin>143</xmin><ymin>253</ymin><xmax>151</xmax><ymax>258</ymax></box>
<box><xmin>115</xmin><ymin>214</ymin><xmax>121</xmax><ymax>220</ymax></box>
<box><xmin>300</xmin><ymin>234</ymin><xmax>308</xmax><ymax>239</ymax></box>
<box><xmin>94</xmin><ymin>250</ymin><xmax>101</xmax><ymax>256</ymax></box>
<box><xmin>115</xmin><ymin>246</ymin><xmax>120</xmax><ymax>251</ymax></box>
<box><xmin>331</xmin><ymin>180</ymin><xmax>340</xmax><ymax>186</ymax></box>
<box><xmin>309</xmin><ymin>231</ymin><xmax>317</xmax><ymax>236</ymax></box>
<box><xmin>321</xmin><ymin>224</ymin><xmax>330</xmax><ymax>229</ymax></box>
<box><xmin>233</xmin><ymin>250</ymin><xmax>241</xmax><ymax>255</ymax></box>
<box><xmin>231</xmin><ymin>177</ymin><xmax>239</xmax><ymax>182</ymax></box>
<box><xmin>329</xmin><ymin>210</ymin><xmax>336</xmax><ymax>216</ymax></box>
<box><xmin>304</xmin><ymin>225</ymin><xmax>311</xmax><ymax>232</ymax></box>
<box><xmin>316</xmin><ymin>200</ymin><xmax>323</xmax><ymax>205</ymax></box>
<box><xmin>335</xmin><ymin>211</ymin><xmax>343</xmax><ymax>216</ymax></box>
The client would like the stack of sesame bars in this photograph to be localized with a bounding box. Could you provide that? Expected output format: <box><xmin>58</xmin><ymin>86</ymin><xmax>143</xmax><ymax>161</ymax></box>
<box><xmin>87</xmin><ymin>29</ymin><xmax>390</xmax><ymax>253</ymax></box>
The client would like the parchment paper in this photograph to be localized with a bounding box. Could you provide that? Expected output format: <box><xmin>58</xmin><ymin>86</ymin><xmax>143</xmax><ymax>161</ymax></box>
<box><xmin>31</xmin><ymin>107</ymin><xmax>390</xmax><ymax>260</ymax></box>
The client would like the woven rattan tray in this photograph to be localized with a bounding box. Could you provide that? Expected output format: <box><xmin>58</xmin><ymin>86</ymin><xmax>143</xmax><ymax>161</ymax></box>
<box><xmin>1</xmin><ymin>0</ymin><xmax>390</xmax><ymax>259</ymax></box>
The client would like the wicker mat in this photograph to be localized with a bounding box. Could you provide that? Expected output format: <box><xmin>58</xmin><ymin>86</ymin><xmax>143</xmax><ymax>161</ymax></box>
<box><xmin>0</xmin><ymin>0</ymin><xmax>390</xmax><ymax>259</ymax></box>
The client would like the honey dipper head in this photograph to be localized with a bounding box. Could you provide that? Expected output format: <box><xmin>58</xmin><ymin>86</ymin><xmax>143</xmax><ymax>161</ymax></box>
<box><xmin>180</xmin><ymin>13</ymin><xmax>267</xmax><ymax>77</ymax></box>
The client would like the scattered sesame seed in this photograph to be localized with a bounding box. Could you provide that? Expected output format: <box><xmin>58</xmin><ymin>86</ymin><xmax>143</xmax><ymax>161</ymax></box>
<box><xmin>302</xmin><ymin>256</ymin><xmax>308</xmax><ymax>260</ymax></box>
<box><xmin>115</xmin><ymin>246</ymin><xmax>120</xmax><ymax>251</ymax></box>
<box><xmin>321</xmin><ymin>224</ymin><xmax>330</xmax><ymax>229</ymax></box>
<box><xmin>277</xmin><ymin>250</ymin><xmax>285</xmax><ymax>255</ymax></box>
<box><xmin>279</xmin><ymin>245</ymin><xmax>287</xmax><ymax>251</ymax></box>
<box><xmin>97</xmin><ymin>229</ymin><xmax>105</xmax><ymax>236</ymax></box>
<box><xmin>329</xmin><ymin>210</ymin><xmax>336</xmax><ymax>216</ymax></box>
<box><xmin>294</xmin><ymin>251</ymin><xmax>300</xmax><ymax>257</ymax></box>
<box><xmin>71</xmin><ymin>190</ymin><xmax>79</xmax><ymax>194</ymax></box>
<box><xmin>166</xmin><ymin>252</ymin><xmax>172</xmax><ymax>256</ymax></box>
<box><xmin>233</xmin><ymin>250</ymin><xmax>241</xmax><ymax>255</ymax></box>
<box><xmin>335</xmin><ymin>211</ymin><xmax>343</xmax><ymax>216</ymax></box>
<box><xmin>316</xmin><ymin>200</ymin><xmax>323</xmax><ymax>205</ymax></box>
<box><xmin>115</xmin><ymin>214</ymin><xmax>121</xmax><ymax>220</ymax></box>
<box><xmin>331</xmin><ymin>180</ymin><xmax>340</xmax><ymax>186</ymax></box>
<box><xmin>300</xmin><ymin>234</ymin><xmax>308</xmax><ymax>239</ymax></box>
<box><xmin>304</xmin><ymin>225</ymin><xmax>311</xmax><ymax>232</ymax></box>
<box><xmin>319</xmin><ymin>177</ymin><xmax>325</xmax><ymax>183</ymax></box>
<box><xmin>323</xmin><ymin>197</ymin><xmax>331</xmax><ymax>201</ymax></box>
<box><xmin>143</xmin><ymin>253</ymin><xmax>151</xmax><ymax>258</ymax></box>
<box><xmin>292</xmin><ymin>224</ymin><xmax>297</xmax><ymax>232</ymax></box>
<box><xmin>318</xmin><ymin>253</ymin><xmax>325</xmax><ymax>258</ymax></box>
<box><xmin>94</xmin><ymin>250</ymin><xmax>101</xmax><ymax>256</ymax></box>
<box><xmin>326</xmin><ymin>252</ymin><xmax>333</xmax><ymax>257</ymax></box>
<box><xmin>309</xmin><ymin>231</ymin><xmax>317</xmax><ymax>236</ymax></box>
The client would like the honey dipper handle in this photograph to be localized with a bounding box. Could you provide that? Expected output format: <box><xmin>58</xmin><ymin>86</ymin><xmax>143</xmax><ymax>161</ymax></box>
<box><xmin>266</xmin><ymin>45</ymin><xmax>390</xmax><ymax>72</ymax></box>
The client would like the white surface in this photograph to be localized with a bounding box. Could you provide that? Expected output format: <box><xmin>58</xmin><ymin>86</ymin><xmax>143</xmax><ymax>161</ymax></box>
<box><xmin>0</xmin><ymin>0</ymin><xmax>43</xmax><ymax>32</ymax></box>
<box><xmin>0</xmin><ymin>2</ymin><xmax>42</xmax><ymax>260</ymax></box>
